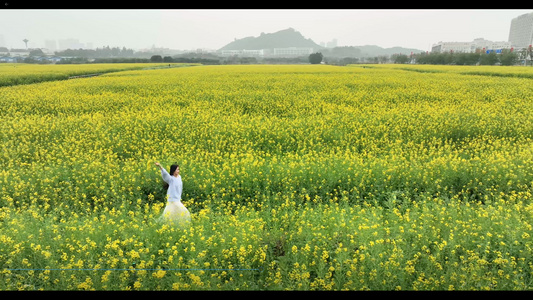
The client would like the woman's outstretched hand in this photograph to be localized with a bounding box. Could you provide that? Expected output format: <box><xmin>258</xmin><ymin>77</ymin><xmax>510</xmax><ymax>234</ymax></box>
<box><xmin>155</xmin><ymin>162</ymin><xmax>162</xmax><ymax>169</ymax></box>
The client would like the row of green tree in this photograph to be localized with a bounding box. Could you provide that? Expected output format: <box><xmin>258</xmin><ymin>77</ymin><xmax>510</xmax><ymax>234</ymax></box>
<box><xmin>392</xmin><ymin>50</ymin><xmax>521</xmax><ymax>65</ymax></box>
<box><xmin>312</xmin><ymin>49</ymin><xmax>526</xmax><ymax>66</ymax></box>
<box><xmin>9</xmin><ymin>45</ymin><xmax>528</xmax><ymax>66</ymax></box>
<box><xmin>55</xmin><ymin>46</ymin><xmax>136</xmax><ymax>58</ymax></box>
<box><xmin>55</xmin><ymin>54</ymin><xmax>311</xmax><ymax>65</ymax></box>
<box><xmin>150</xmin><ymin>54</ymin><xmax>313</xmax><ymax>65</ymax></box>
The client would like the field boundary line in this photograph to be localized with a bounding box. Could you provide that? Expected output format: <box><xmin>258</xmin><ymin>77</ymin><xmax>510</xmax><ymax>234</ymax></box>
<box><xmin>4</xmin><ymin>267</ymin><xmax>263</xmax><ymax>272</ymax></box>
<box><xmin>68</xmin><ymin>73</ymin><xmax>102</xmax><ymax>79</ymax></box>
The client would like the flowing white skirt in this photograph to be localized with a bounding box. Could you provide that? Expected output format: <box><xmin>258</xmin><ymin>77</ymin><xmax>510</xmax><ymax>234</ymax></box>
<box><xmin>159</xmin><ymin>201</ymin><xmax>191</xmax><ymax>225</ymax></box>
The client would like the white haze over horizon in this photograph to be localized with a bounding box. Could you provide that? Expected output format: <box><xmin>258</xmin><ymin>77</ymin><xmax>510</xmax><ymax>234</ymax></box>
<box><xmin>1</xmin><ymin>9</ymin><xmax>531</xmax><ymax>52</ymax></box>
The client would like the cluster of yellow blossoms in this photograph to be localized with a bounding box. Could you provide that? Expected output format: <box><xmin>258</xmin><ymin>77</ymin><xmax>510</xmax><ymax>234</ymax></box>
<box><xmin>0</xmin><ymin>63</ymin><xmax>531</xmax><ymax>290</ymax></box>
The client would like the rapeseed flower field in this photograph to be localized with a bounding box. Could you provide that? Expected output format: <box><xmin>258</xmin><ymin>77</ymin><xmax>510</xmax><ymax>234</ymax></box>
<box><xmin>0</xmin><ymin>63</ymin><xmax>532</xmax><ymax>290</ymax></box>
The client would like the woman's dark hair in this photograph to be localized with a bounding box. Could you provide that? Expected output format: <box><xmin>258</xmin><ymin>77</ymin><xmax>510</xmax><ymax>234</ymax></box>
<box><xmin>170</xmin><ymin>164</ymin><xmax>179</xmax><ymax>176</ymax></box>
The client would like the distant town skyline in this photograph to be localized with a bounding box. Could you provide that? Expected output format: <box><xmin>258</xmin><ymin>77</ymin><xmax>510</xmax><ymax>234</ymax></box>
<box><xmin>0</xmin><ymin>9</ymin><xmax>531</xmax><ymax>52</ymax></box>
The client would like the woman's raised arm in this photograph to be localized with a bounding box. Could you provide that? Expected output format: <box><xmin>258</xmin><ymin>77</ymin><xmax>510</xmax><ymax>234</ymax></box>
<box><xmin>156</xmin><ymin>162</ymin><xmax>171</xmax><ymax>183</ymax></box>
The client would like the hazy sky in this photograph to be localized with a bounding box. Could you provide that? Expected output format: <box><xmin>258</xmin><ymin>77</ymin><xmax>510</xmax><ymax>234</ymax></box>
<box><xmin>1</xmin><ymin>9</ymin><xmax>532</xmax><ymax>51</ymax></box>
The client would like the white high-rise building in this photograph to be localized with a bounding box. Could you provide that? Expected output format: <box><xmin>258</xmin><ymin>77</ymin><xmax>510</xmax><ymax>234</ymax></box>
<box><xmin>45</xmin><ymin>40</ymin><xmax>57</xmax><ymax>52</ymax></box>
<box><xmin>58</xmin><ymin>38</ymin><xmax>84</xmax><ymax>50</ymax></box>
<box><xmin>508</xmin><ymin>12</ymin><xmax>533</xmax><ymax>49</ymax></box>
<box><xmin>326</xmin><ymin>39</ymin><xmax>338</xmax><ymax>48</ymax></box>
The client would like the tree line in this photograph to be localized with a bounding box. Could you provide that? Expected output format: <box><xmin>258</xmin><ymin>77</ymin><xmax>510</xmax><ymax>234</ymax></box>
<box><xmin>56</xmin><ymin>46</ymin><xmax>135</xmax><ymax>58</ymax></box>
<box><xmin>392</xmin><ymin>49</ymin><xmax>521</xmax><ymax>66</ymax></box>
<box><xmin>6</xmin><ymin>44</ymin><xmax>529</xmax><ymax>66</ymax></box>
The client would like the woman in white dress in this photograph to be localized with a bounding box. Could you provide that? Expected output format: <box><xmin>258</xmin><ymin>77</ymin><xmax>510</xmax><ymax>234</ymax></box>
<box><xmin>155</xmin><ymin>162</ymin><xmax>191</xmax><ymax>225</ymax></box>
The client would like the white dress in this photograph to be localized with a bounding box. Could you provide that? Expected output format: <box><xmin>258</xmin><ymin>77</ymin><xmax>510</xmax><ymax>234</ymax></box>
<box><xmin>159</xmin><ymin>168</ymin><xmax>191</xmax><ymax>225</ymax></box>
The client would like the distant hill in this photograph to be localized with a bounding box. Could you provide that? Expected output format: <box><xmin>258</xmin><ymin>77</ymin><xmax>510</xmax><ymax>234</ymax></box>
<box><xmin>219</xmin><ymin>28</ymin><xmax>324</xmax><ymax>51</ymax></box>
<box><xmin>219</xmin><ymin>28</ymin><xmax>425</xmax><ymax>57</ymax></box>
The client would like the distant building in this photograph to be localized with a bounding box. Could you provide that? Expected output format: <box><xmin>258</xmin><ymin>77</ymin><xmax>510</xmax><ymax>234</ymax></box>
<box><xmin>45</xmin><ymin>56</ymin><xmax>63</xmax><ymax>63</ymax></box>
<box><xmin>58</xmin><ymin>38</ymin><xmax>84</xmax><ymax>50</ymax></box>
<box><xmin>432</xmin><ymin>41</ymin><xmax>474</xmax><ymax>53</ymax></box>
<box><xmin>219</xmin><ymin>47</ymin><xmax>316</xmax><ymax>57</ymax></box>
<box><xmin>508</xmin><ymin>12</ymin><xmax>533</xmax><ymax>49</ymax></box>
<box><xmin>273</xmin><ymin>47</ymin><xmax>314</xmax><ymax>56</ymax></box>
<box><xmin>472</xmin><ymin>38</ymin><xmax>513</xmax><ymax>52</ymax></box>
<box><xmin>0</xmin><ymin>56</ymin><xmax>16</xmax><ymax>62</ymax></box>
<box><xmin>320</xmin><ymin>39</ymin><xmax>338</xmax><ymax>48</ymax></box>
<box><xmin>45</xmin><ymin>40</ymin><xmax>57</xmax><ymax>53</ymax></box>
<box><xmin>9</xmin><ymin>49</ymin><xmax>30</xmax><ymax>57</ymax></box>
<box><xmin>431</xmin><ymin>38</ymin><xmax>512</xmax><ymax>53</ymax></box>
<box><xmin>219</xmin><ymin>49</ymin><xmax>264</xmax><ymax>57</ymax></box>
